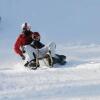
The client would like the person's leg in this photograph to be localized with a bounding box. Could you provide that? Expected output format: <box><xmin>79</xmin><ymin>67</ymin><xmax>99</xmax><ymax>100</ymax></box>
<box><xmin>48</xmin><ymin>42</ymin><xmax>56</xmax><ymax>57</ymax></box>
<box><xmin>24</xmin><ymin>45</ymin><xmax>40</xmax><ymax>68</ymax></box>
<box><xmin>24</xmin><ymin>45</ymin><xmax>36</xmax><ymax>62</ymax></box>
<box><xmin>37</xmin><ymin>46</ymin><xmax>49</xmax><ymax>58</ymax></box>
<box><xmin>38</xmin><ymin>46</ymin><xmax>54</xmax><ymax>66</ymax></box>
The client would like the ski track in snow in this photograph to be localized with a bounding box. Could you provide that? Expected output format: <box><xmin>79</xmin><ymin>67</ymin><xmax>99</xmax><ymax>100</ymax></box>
<box><xmin>0</xmin><ymin>67</ymin><xmax>100</xmax><ymax>100</ymax></box>
<box><xmin>1</xmin><ymin>45</ymin><xmax>100</xmax><ymax>100</ymax></box>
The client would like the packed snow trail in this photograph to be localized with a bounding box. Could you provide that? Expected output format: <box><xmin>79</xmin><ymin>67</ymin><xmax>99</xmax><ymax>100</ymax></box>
<box><xmin>0</xmin><ymin>62</ymin><xmax>100</xmax><ymax>100</ymax></box>
<box><xmin>1</xmin><ymin>44</ymin><xmax>100</xmax><ymax>100</ymax></box>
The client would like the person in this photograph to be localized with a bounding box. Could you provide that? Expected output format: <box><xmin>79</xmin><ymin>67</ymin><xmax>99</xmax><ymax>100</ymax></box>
<box><xmin>14</xmin><ymin>22</ymin><xmax>40</xmax><ymax>61</ymax></box>
<box><xmin>14</xmin><ymin>22</ymin><xmax>66</xmax><ymax>69</ymax></box>
<box><xmin>24</xmin><ymin>33</ymin><xmax>66</xmax><ymax>68</ymax></box>
<box><xmin>14</xmin><ymin>22</ymin><xmax>52</xmax><ymax>68</ymax></box>
<box><xmin>23</xmin><ymin>32</ymin><xmax>53</xmax><ymax>68</ymax></box>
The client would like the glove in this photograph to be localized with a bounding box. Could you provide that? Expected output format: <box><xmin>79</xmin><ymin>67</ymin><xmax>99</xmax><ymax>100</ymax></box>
<box><xmin>20</xmin><ymin>55</ymin><xmax>25</xmax><ymax>60</ymax></box>
<box><xmin>22</xmin><ymin>47</ymin><xmax>25</xmax><ymax>53</ymax></box>
<box><xmin>22</xmin><ymin>50</ymin><xmax>25</xmax><ymax>53</ymax></box>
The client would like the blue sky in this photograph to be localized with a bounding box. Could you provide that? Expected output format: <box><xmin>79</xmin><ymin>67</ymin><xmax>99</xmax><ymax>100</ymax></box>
<box><xmin>0</xmin><ymin>0</ymin><xmax>100</xmax><ymax>62</ymax></box>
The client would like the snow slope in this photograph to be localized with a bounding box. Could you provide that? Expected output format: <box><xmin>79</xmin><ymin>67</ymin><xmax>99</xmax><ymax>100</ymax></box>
<box><xmin>1</xmin><ymin>0</ymin><xmax>100</xmax><ymax>100</ymax></box>
<box><xmin>1</xmin><ymin>45</ymin><xmax>100</xmax><ymax>100</ymax></box>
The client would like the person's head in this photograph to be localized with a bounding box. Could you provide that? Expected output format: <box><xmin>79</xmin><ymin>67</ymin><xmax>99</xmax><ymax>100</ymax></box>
<box><xmin>21</xmin><ymin>22</ymin><xmax>31</xmax><ymax>35</ymax></box>
<box><xmin>32</xmin><ymin>32</ymin><xmax>40</xmax><ymax>41</ymax></box>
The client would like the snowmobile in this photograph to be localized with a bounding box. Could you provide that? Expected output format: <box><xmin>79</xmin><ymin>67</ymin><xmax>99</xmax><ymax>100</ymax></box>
<box><xmin>24</xmin><ymin>42</ymin><xmax>66</xmax><ymax>70</ymax></box>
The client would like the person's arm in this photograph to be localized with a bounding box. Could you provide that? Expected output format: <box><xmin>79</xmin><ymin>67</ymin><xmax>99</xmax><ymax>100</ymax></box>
<box><xmin>14</xmin><ymin>35</ymin><xmax>24</xmax><ymax>58</ymax></box>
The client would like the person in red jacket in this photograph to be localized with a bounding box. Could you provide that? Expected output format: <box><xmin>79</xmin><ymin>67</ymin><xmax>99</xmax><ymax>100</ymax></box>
<box><xmin>14</xmin><ymin>23</ymin><xmax>66</xmax><ymax>69</ymax></box>
<box><xmin>14</xmin><ymin>22</ymin><xmax>40</xmax><ymax>60</ymax></box>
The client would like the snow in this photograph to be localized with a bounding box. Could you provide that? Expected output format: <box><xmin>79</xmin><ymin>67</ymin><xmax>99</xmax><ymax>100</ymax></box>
<box><xmin>1</xmin><ymin>0</ymin><xmax>100</xmax><ymax>100</ymax></box>
<box><xmin>1</xmin><ymin>45</ymin><xmax>100</xmax><ymax>100</ymax></box>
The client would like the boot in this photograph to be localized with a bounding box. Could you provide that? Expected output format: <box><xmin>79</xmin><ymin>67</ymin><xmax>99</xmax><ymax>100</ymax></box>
<box><xmin>24</xmin><ymin>61</ymin><xmax>29</xmax><ymax>67</ymax></box>
<box><xmin>45</xmin><ymin>54</ymin><xmax>53</xmax><ymax>67</ymax></box>
<box><xmin>55</xmin><ymin>54</ymin><xmax>66</xmax><ymax>65</ymax></box>
<box><xmin>29</xmin><ymin>59</ymin><xmax>40</xmax><ymax>70</ymax></box>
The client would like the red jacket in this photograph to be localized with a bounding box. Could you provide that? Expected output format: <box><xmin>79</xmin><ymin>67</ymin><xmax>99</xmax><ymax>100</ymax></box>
<box><xmin>14</xmin><ymin>32</ymin><xmax>33</xmax><ymax>56</ymax></box>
